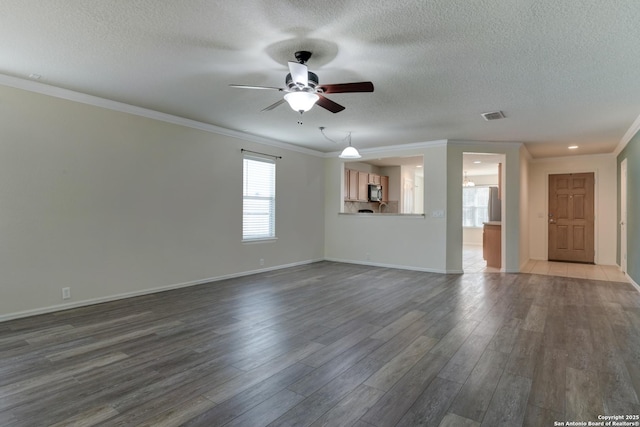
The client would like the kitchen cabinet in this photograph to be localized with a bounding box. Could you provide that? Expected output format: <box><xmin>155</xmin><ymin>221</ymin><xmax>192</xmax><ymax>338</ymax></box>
<box><xmin>345</xmin><ymin>169</ymin><xmax>370</xmax><ymax>201</ymax></box>
<box><xmin>483</xmin><ymin>222</ymin><xmax>501</xmax><ymax>268</ymax></box>
<box><xmin>347</xmin><ymin>169</ymin><xmax>358</xmax><ymax>201</ymax></box>
<box><xmin>344</xmin><ymin>169</ymin><xmax>389</xmax><ymax>202</ymax></box>
<box><xmin>380</xmin><ymin>175</ymin><xmax>389</xmax><ymax>202</ymax></box>
<box><xmin>357</xmin><ymin>171</ymin><xmax>368</xmax><ymax>202</ymax></box>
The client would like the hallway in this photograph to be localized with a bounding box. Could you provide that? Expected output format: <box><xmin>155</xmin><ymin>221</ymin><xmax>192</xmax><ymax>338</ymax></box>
<box><xmin>463</xmin><ymin>245</ymin><xmax>629</xmax><ymax>283</ymax></box>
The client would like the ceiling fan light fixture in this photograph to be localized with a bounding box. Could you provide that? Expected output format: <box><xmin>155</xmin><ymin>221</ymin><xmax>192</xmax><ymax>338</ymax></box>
<box><xmin>284</xmin><ymin>91</ymin><xmax>319</xmax><ymax>113</ymax></box>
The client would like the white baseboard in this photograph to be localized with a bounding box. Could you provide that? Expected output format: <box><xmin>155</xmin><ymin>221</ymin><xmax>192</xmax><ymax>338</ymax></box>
<box><xmin>0</xmin><ymin>259</ymin><xmax>323</xmax><ymax>323</ymax></box>
<box><xmin>323</xmin><ymin>257</ymin><xmax>457</xmax><ymax>274</ymax></box>
<box><xmin>627</xmin><ymin>273</ymin><xmax>640</xmax><ymax>293</ymax></box>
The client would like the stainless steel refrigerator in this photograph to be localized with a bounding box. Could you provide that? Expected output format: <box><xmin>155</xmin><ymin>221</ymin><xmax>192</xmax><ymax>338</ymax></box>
<box><xmin>488</xmin><ymin>186</ymin><xmax>501</xmax><ymax>222</ymax></box>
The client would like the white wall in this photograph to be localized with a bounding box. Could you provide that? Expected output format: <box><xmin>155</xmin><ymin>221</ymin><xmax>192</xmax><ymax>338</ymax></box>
<box><xmin>0</xmin><ymin>85</ymin><xmax>325</xmax><ymax>319</ymax></box>
<box><xmin>528</xmin><ymin>154</ymin><xmax>617</xmax><ymax>265</ymax></box>
<box><xmin>325</xmin><ymin>142</ymin><xmax>450</xmax><ymax>273</ymax></box>
<box><xmin>519</xmin><ymin>146</ymin><xmax>531</xmax><ymax>269</ymax></box>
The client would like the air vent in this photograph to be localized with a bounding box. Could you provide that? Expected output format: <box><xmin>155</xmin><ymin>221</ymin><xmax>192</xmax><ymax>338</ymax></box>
<box><xmin>481</xmin><ymin>111</ymin><xmax>505</xmax><ymax>121</ymax></box>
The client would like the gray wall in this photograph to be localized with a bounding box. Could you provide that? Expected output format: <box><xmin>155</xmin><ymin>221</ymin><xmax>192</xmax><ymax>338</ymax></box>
<box><xmin>618</xmin><ymin>131</ymin><xmax>640</xmax><ymax>284</ymax></box>
<box><xmin>0</xmin><ymin>85</ymin><xmax>325</xmax><ymax>319</ymax></box>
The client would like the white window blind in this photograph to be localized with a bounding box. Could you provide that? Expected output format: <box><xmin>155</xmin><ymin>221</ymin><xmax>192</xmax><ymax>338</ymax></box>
<box><xmin>462</xmin><ymin>186</ymin><xmax>490</xmax><ymax>228</ymax></box>
<box><xmin>243</xmin><ymin>155</ymin><xmax>276</xmax><ymax>240</ymax></box>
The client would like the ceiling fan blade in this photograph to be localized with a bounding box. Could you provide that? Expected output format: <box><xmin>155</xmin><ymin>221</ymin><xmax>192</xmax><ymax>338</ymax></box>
<box><xmin>318</xmin><ymin>82</ymin><xmax>374</xmax><ymax>94</ymax></box>
<box><xmin>261</xmin><ymin>99</ymin><xmax>286</xmax><ymax>111</ymax></box>
<box><xmin>229</xmin><ymin>84</ymin><xmax>284</xmax><ymax>91</ymax></box>
<box><xmin>316</xmin><ymin>95</ymin><xmax>345</xmax><ymax>113</ymax></box>
<box><xmin>288</xmin><ymin>61</ymin><xmax>308</xmax><ymax>87</ymax></box>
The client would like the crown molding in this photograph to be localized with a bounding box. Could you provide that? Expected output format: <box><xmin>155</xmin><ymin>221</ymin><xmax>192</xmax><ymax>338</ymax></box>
<box><xmin>528</xmin><ymin>151</ymin><xmax>615</xmax><ymax>163</ymax></box>
<box><xmin>0</xmin><ymin>73</ymin><xmax>325</xmax><ymax>158</ymax></box>
<box><xmin>447</xmin><ymin>139</ymin><xmax>524</xmax><ymax>149</ymax></box>
<box><xmin>614</xmin><ymin>113</ymin><xmax>640</xmax><ymax>157</ymax></box>
<box><xmin>325</xmin><ymin>139</ymin><xmax>448</xmax><ymax>158</ymax></box>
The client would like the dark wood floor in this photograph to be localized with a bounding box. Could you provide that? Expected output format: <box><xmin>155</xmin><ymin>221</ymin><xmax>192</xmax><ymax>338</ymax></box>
<box><xmin>1</xmin><ymin>262</ymin><xmax>639</xmax><ymax>426</ymax></box>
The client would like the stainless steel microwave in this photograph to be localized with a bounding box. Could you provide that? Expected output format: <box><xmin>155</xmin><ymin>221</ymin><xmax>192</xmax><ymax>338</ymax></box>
<box><xmin>368</xmin><ymin>184</ymin><xmax>382</xmax><ymax>202</ymax></box>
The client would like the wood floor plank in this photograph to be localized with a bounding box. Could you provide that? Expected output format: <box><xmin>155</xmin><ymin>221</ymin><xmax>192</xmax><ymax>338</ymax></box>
<box><xmin>395</xmin><ymin>376</ymin><xmax>462</xmax><ymax>427</ymax></box>
<box><xmin>309</xmin><ymin>384</ymin><xmax>384</xmax><ymax>427</ymax></box>
<box><xmin>522</xmin><ymin>403</ymin><xmax>562</xmax><ymax>427</ymax></box>
<box><xmin>223</xmin><ymin>389</ymin><xmax>305</xmax><ymax>427</ymax></box>
<box><xmin>204</xmin><ymin>341</ymin><xmax>324</xmax><ymax>404</ymax></box>
<box><xmin>528</xmin><ymin>348</ymin><xmax>567</xmax><ymax>414</ymax></box>
<box><xmin>364</xmin><ymin>335</ymin><xmax>437</xmax><ymax>391</ymax></box>
<box><xmin>448</xmin><ymin>349</ymin><xmax>510</xmax><ymax>422</ymax></box>
<box><xmin>287</xmin><ymin>337</ymin><xmax>383</xmax><ymax>397</ymax></box>
<box><xmin>505</xmin><ymin>329</ymin><xmax>543</xmax><ymax>378</ymax></box>
<box><xmin>438</xmin><ymin>413</ymin><xmax>480</xmax><ymax>427</ymax></box>
<box><xmin>480</xmin><ymin>373</ymin><xmax>532</xmax><ymax>427</ymax></box>
<box><xmin>180</xmin><ymin>362</ymin><xmax>312</xmax><ymax>427</ymax></box>
<box><xmin>486</xmin><ymin>317</ymin><xmax>521</xmax><ymax>354</ymax></box>
<box><xmin>136</xmin><ymin>395</ymin><xmax>216</xmax><ymax>427</ymax></box>
<box><xmin>437</xmin><ymin>332</ymin><xmax>494</xmax><ymax>384</ymax></box>
<box><xmin>47</xmin><ymin>404</ymin><xmax>119</xmax><ymax>427</ymax></box>
<box><xmin>565</xmin><ymin>327</ymin><xmax>595</xmax><ymax>371</ymax></box>
<box><xmin>565</xmin><ymin>367</ymin><xmax>604</xmax><ymax>421</ymax></box>
<box><xmin>521</xmin><ymin>304</ymin><xmax>547</xmax><ymax>333</ymax></box>
<box><xmin>360</xmin><ymin>352</ymin><xmax>450</xmax><ymax>426</ymax></box>
<box><xmin>1</xmin><ymin>261</ymin><xmax>638</xmax><ymax>427</ymax></box>
<box><xmin>301</xmin><ymin>323</ymin><xmax>381</xmax><ymax>368</ymax></box>
<box><xmin>269</xmin><ymin>356</ymin><xmax>386</xmax><ymax>427</ymax></box>
<box><xmin>369</xmin><ymin>310</ymin><xmax>426</xmax><ymax>341</ymax></box>
<box><xmin>428</xmin><ymin>319</ymin><xmax>479</xmax><ymax>358</ymax></box>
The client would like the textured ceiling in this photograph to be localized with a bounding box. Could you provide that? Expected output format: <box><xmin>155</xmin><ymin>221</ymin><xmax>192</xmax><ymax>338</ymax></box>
<box><xmin>1</xmin><ymin>1</ymin><xmax>639</xmax><ymax>158</ymax></box>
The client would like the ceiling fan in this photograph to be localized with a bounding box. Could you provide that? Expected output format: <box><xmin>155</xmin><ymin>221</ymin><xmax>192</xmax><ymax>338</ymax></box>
<box><xmin>230</xmin><ymin>51</ymin><xmax>374</xmax><ymax>114</ymax></box>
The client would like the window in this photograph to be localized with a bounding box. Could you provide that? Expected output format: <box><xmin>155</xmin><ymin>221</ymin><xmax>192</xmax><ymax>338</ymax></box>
<box><xmin>243</xmin><ymin>155</ymin><xmax>276</xmax><ymax>241</ymax></box>
<box><xmin>462</xmin><ymin>186</ymin><xmax>489</xmax><ymax>227</ymax></box>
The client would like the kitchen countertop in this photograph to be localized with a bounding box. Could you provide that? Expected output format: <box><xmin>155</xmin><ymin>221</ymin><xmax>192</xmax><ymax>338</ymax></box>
<box><xmin>339</xmin><ymin>213</ymin><xmax>425</xmax><ymax>218</ymax></box>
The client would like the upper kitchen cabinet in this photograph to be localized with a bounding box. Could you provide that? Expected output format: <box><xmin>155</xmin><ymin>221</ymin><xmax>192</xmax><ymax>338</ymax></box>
<box><xmin>345</xmin><ymin>169</ymin><xmax>369</xmax><ymax>202</ymax></box>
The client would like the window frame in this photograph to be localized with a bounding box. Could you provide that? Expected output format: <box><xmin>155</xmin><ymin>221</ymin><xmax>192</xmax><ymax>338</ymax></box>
<box><xmin>242</xmin><ymin>153</ymin><xmax>276</xmax><ymax>242</ymax></box>
<box><xmin>462</xmin><ymin>185</ymin><xmax>491</xmax><ymax>229</ymax></box>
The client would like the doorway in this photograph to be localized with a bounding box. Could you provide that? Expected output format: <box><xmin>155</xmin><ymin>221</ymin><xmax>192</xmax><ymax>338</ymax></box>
<box><xmin>548</xmin><ymin>172</ymin><xmax>595</xmax><ymax>263</ymax></box>
<box><xmin>462</xmin><ymin>153</ymin><xmax>503</xmax><ymax>272</ymax></box>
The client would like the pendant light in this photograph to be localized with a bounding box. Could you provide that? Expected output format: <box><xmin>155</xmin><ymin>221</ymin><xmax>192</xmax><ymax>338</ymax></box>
<box><xmin>338</xmin><ymin>133</ymin><xmax>361</xmax><ymax>159</ymax></box>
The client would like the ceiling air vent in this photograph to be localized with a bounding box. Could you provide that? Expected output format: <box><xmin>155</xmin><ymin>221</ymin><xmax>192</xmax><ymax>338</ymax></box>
<box><xmin>481</xmin><ymin>111</ymin><xmax>505</xmax><ymax>121</ymax></box>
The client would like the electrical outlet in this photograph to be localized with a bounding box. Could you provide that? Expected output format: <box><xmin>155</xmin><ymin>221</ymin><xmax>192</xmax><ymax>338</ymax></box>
<box><xmin>431</xmin><ymin>210</ymin><xmax>445</xmax><ymax>218</ymax></box>
<box><xmin>62</xmin><ymin>287</ymin><xmax>71</xmax><ymax>300</ymax></box>
<box><xmin>259</xmin><ymin>258</ymin><xmax>264</xmax><ymax>266</ymax></box>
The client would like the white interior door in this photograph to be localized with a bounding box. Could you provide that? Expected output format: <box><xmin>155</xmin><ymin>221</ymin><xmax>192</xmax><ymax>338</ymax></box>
<box><xmin>621</xmin><ymin>158</ymin><xmax>628</xmax><ymax>273</ymax></box>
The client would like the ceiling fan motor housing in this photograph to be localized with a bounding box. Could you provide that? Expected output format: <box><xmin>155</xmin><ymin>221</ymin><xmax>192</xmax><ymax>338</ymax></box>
<box><xmin>286</xmin><ymin>72</ymin><xmax>319</xmax><ymax>90</ymax></box>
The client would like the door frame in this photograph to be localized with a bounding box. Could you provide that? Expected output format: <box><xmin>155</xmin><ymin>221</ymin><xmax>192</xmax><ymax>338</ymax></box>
<box><xmin>544</xmin><ymin>168</ymin><xmax>599</xmax><ymax>263</ymax></box>
<box><xmin>620</xmin><ymin>158</ymin><xmax>628</xmax><ymax>273</ymax></box>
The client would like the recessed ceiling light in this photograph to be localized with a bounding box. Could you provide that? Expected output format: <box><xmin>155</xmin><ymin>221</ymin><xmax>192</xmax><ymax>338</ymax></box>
<box><xmin>568</xmin><ymin>145</ymin><xmax>578</xmax><ymax>150</ymax></box>
<box><xmin>473</xmin><ymin>161</ymin><xmax>481</xmax><ymax>164</ymax></box>
<box><xmin>416</xmin><ymin>165</ymin><xmax>422</xmax><ymax>168</ymax></box>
